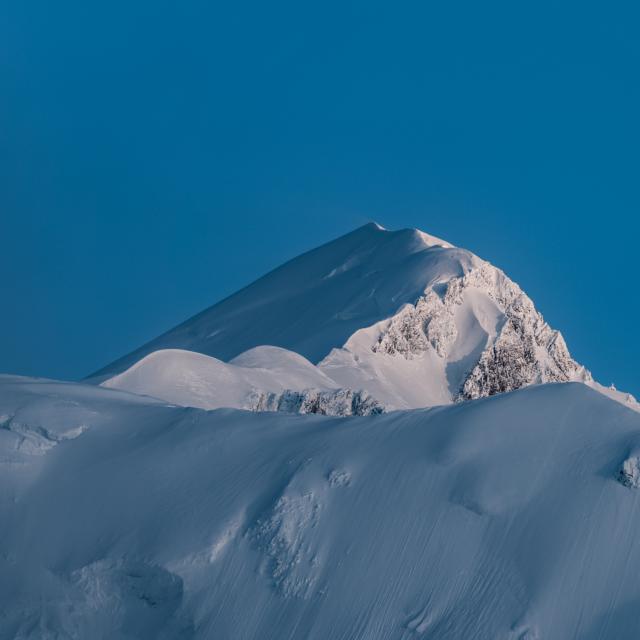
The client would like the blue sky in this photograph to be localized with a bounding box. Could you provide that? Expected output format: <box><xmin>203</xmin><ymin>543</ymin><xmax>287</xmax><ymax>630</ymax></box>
<box><xmin>1</xmin><ymin>1</ymin><xmax>638</xmax><ymax>397</ymax></box>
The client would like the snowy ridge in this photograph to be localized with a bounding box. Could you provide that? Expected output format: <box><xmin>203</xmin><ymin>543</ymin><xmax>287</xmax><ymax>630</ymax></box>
<box><xmin>91</xmin><ymin>223</ymin><xmax>479</xmax><ymax>377</ymax></box>
<box><xmin>2</xmin><ymin>375</ymin><xmax>640</xmax><ymax>638</ymax></box>
<box><xmin>102</xmin><ymin>347</ymin><xmax>386</xmax><ymax>415</ymax></box>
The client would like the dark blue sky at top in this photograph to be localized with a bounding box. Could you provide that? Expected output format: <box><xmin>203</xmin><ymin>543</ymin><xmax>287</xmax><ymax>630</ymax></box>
<box><xmin>0</xmin><ymin>1</ymin><xmax>638</xmax><ymax>396</ymax></box>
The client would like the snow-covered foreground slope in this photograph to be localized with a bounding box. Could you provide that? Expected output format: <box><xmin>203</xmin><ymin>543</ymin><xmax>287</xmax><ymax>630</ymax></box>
<box><xmin>93</xmin><ymin>223</ymin><xmax>636</xmax><ymax>410</ymax></box>
<box><xmin>3</xmin><ymin>374</ymin><xmax>640</xmax><ymax>639</ymax></box>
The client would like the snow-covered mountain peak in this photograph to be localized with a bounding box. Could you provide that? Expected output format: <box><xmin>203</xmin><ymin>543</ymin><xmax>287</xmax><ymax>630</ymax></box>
<box><xmin>94</xmin><ymin>223</ymin><xmax>636</xmax><ymax>412</ymax></box>
<box><xmin>93</xmin><ymin>223</ymin><xmax>475</xmax><ymax>379</ymax></box>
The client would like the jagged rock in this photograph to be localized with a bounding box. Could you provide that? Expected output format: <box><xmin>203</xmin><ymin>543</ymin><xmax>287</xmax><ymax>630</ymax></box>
<box><xmin>372</xmin><ymin>289</ymin><xmax>456</xmax><ymax>358</ymax></box>
<box><xmin>248</xmin><ymin>388</ymin><xmax>385</xmax><ymax>416</ymax></box>
<box><xmin>618</xmin><ymin>456</ymin><xmax>640</xmax><ymax>488</ymax></box>
<box><xmin>371</xmin><ymin>260</ymin><xmax>590</xmax><ymax>401</ymax></box>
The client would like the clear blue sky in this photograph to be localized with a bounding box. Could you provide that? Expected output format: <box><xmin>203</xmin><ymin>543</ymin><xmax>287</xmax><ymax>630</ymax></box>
<box><xmin>1</xmin><ymin>1</ymin><xmax>638</xmax><ymax>397</ymax></box>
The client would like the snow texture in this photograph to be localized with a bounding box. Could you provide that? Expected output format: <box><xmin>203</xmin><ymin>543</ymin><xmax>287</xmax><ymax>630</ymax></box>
<box><xmin>90</xmin><ymin>223</ymin><xmax>481</xmax><ymax>376</ymax></box>
<box><xmin>2</xmin><ymin>375</ymin><xmax>640</xmax><ymax>639</ymax></box>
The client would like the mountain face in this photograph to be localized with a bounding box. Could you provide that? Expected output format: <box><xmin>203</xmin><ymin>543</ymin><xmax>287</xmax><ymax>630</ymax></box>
<box><xmin>2</xmin><ymin>223</ymin><xmax>639</xmax><ymax>639</ymax></box>
<box><xmin>93</xmin><ymin>223</ymin><xmax>467</xmax><ymax>376</ymax></box>
<box><xmin>96</xmin><ymin>223</ymin><xmax>635</xmax><ymax>412</ymax></box>
<box><xmin>370</xmin><ymin>260</ymin><xmax>589</xmax><ymax>401</ymax></box>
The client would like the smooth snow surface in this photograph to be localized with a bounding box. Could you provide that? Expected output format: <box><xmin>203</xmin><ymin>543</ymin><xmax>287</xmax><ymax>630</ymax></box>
<box><xmin>3</xmin><ymin>374</ymin><xmax>640</xmax><ymax>639</ymax></box>
<box><xmin>102</xmin><ymin>347</ymin><xmax>337</xmax><ymax>411</ymax></box>
<box><xmin>92</xmin><ymin>223</ymin><xmax>479</xmax><ymax>377</ymax></box>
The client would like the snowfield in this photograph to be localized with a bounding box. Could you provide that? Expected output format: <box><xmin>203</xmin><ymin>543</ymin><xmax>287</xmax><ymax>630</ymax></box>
<box><xmin>2</xmin><ymin>374</ymin><xmax>640</xmax><ymax>639</ymax></box>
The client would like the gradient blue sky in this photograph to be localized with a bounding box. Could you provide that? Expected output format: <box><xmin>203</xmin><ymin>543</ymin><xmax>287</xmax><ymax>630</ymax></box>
<box><xmin>1</xmin><ymin>2</ymin><xmax>638</xmax><ymax>396</ymax></box>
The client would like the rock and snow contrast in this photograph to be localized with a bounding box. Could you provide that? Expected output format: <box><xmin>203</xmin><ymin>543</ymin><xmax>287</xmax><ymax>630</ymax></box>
<box><xmin>101</xmin><ymin>347</ymin><xmax>383</xmax><ymax>416</ymax></box>
<box><xmin>2</xmin><ymin>223</ymin><xmax>640</xmax><ymax>639</ymax></box>
<box><xmin>96</xmin><ymin>222</ymin><xmax>636</xmax><ymax>412</ymax></box>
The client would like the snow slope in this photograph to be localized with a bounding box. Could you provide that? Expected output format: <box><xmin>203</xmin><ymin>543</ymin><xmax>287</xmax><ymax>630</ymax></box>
<box><xmin>2</xmin><ymin>374</ymin><xmax>640</xmax><ymax>639</ymax></box>
<box><xmin>95</xmin><ymin>223</ymin><xmax>636</xmax><ymax>410</ymax></box>
<box><xmin>91</xmin><ymin>223</ymin><xmax>480</xmax><ymax>377</ymax></box>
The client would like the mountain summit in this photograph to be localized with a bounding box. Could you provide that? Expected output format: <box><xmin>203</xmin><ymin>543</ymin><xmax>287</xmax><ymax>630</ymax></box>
<box><xmin>96</xmin><ymin>224</ymin><xmax>635</xmax><ymax>412</ymax></box>
<box><xmin>95</xmin><ymin>223</ymin><xmax>463</xmax><ymax>373</ymax></box>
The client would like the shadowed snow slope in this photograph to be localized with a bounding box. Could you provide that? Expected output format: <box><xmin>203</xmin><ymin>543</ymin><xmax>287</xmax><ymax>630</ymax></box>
<box><xmin>3</xmin><ymin>374</ymin><xmax>640</xmax><ymax>639</ymax></box>
<box><xmin>92</xmin><ymin>223</ymin><xmax>477</xmax><ymax>377</ymax></box>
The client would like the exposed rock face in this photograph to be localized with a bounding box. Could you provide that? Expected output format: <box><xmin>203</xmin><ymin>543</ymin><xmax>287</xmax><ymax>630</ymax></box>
<box><xmin>461</xmin><ymin>320</ymin><xmax>581</xmax><ymax>400</ymax></box>
<box><xmin>371</xmin><ymin>261</ymin><xmax>590</xmax><ymax>401</ymax></box>
<box><xmin>618</xmin><ymin>456</ymin><xmax>640</xmax><ymax>488</ymax></box>
<box><xmin>371</xmin><ymin>288</ymin><xmax>456</xmax><ymax>359</ymax></box>
<box><xmin>248</xmin><ymin>388</ymin><xmax>385</xmax><ymax>416</ymax></box>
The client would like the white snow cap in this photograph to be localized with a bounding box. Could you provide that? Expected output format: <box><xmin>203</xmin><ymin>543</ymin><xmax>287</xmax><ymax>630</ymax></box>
<box><xmin>95</xmin><ymin>222</ymin><xmax>635</xmax><ymax>412</ymax></box>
